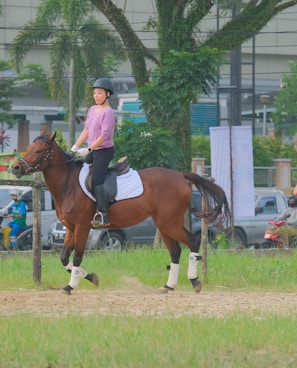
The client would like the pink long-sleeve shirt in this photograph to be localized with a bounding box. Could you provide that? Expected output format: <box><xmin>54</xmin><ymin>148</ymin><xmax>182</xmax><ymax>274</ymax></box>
<box><xmin>85</xmin><ymin>105</ymin><xmax>115</xmax><ymax>149</ymax></box>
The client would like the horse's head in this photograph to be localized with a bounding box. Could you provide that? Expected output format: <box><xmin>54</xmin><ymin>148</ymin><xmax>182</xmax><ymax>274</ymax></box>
<box><xmin>12</xmin><ymin>132</ymin><xmax>57</xmax><ymax>178</ymax></box>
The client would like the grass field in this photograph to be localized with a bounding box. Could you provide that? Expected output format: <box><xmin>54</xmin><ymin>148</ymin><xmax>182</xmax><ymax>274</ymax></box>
<box><xmin>1</xmin><ymin>248</ymin><xmax>297</xmax><ymax>367</ymax></box>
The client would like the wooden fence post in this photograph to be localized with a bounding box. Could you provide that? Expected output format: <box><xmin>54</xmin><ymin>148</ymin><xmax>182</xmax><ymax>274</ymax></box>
<box><xmin>201</xmin><ymin>177</ymin><xmax>215</xmax><ymax>280</ymax></box>
<box><xmin>32</xmin><ymin>175</ymin><xmax>42</xmax><ymax>284</ymax></box>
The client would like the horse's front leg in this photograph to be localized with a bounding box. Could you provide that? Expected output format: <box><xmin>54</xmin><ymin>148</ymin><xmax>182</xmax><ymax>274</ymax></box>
<box><xmin>60</xmin><ymin>228</ymin><xmax>99</xmax><ymax>295</ymax></box>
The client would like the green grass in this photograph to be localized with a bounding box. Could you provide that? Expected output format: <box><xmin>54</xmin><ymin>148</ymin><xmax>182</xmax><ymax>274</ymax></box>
<box><xmin>1</xmin><ymin>249</ymin><xmax>297</xmax><ymax>367</ymax></box>
<box><xmin>1</xmin><ymin>313</ymin><xmax>297</xmax><ymax>367</ymax></box>
<box><xmin>204</xmin><ymin>249</ymin><xmax>297</xmax><ymax>291</ymax></box>
<box><xmin>1</xmin><ymin>248</ymin><xmax>297</xmax><ymax>292</ymax></box>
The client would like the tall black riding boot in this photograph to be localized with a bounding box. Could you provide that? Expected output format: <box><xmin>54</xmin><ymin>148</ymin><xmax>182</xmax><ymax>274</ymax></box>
<box><xmin>91</xmin><ymin>184</ymin><xmax>110</xmax><ymax>229</ymax></box>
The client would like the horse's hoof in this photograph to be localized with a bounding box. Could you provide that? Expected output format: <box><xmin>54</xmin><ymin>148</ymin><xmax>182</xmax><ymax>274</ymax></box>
<box><xmin>190</xmin><ymin>278</ymin><xmax>202</xmax><ymax>293</ymax></box>
<box><xmin>89</xmin><ymin>273</ymin><xmax>99</xmax><ymax>287</ymax></box>
<box><xmin>61</xmin><ymin>285</ymin><xmax>73</xmax><ymax>295</ymax></box>
<box><xmin>158</xmin><ymin>285</ymin><xmax>174</xmax><ymax>294</ymax></box>
<box><xmin>192</xmin><ymin>280</ymin><xmax>202</xmax><ymax>293</ymax></box>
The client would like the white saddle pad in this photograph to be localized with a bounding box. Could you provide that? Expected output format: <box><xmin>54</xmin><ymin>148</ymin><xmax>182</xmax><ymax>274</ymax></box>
<box><xmin>79</xmin><ymin>162</ymin><xmax>144</xmax><ymax>202</ymax></box>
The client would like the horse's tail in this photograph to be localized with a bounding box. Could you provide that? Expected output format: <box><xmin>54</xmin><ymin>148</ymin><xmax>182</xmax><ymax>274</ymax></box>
<box><xmin>184</xmin><ymin>172</ymin><xmax>231</xmax><ymax>225</ymax></box>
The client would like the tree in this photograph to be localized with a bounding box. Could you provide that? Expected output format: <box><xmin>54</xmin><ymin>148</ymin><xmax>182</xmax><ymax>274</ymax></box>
<box><xmin>0</xmin><ymin>60</ymin><xmax>53</xmax><ymax>152</ymax></box>
<box><xmin>0</xmin><ymin>4</ymin><xmax>15</xmax><ymax>150</ymax></box>
<box><xmin>10</xmin><ymin>0</ymin><xmax>126</xmax><ymax>145</ymax></box>
<box><xmin>114</xmin><ymin>120</ymin><xmax>183</xmax><ymax>170</ymax></box>
<box><xmin>139</xmin><ymin>49</ymin><xmax>223</xmax><ymax>170</ymax></box>
<box><xmin>91</xmin><ymin>0</ymin><xmax>297</xmax><ymax>170</ymax></box>
<box><xmin>0</xmin><ymin>129</ymin><xmax>11</xmax><ymax>152</ymax></box>
<box><xmin>0</xmin><ymin>60</ymin><xmax>21</xmax><ymax>129</ymax></box>
<box><xmin>16</xmin><ymin>63</ymin><xmax>50</xmax><ymax>95</ymax></box>
<box><xmin>272</xmin><ymin>60</ymin><xmax>297</xmax><ymax>136</ymax></box>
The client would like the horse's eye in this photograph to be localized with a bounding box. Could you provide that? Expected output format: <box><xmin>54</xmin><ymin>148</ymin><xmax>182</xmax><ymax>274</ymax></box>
<box><xmin>35</xmin><ymin>150</ymin><xmax>42</xmax><ymax>154</ymax></box>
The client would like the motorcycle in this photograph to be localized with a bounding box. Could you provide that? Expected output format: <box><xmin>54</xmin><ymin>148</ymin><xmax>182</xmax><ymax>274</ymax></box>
<box><xmin>261</xmin><ymin>220</ymin><xmax>297</xmax><ymax>248</ymax></box>
<box><xmin>0</xmin><ymin>215</ymin><xmax>33</xmax><ymax>251</ymax></box>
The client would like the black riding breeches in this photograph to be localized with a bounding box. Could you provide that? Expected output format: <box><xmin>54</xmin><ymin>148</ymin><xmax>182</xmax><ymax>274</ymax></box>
<box><xmin>91</xmin><ymin>146</ymin><xmax>114</xmax><ymax>187</ymax></box>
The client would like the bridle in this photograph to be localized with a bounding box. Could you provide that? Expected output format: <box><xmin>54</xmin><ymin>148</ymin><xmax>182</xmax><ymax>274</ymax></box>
<box><xmin>17</xmin><ymin>135</ymin><xmax>78</xmax><ymax>210</ymax></box>
<box><xmin>19</xmin><ymin>137</ymin><xmax>54</xmax><ymax>175</ymax></box>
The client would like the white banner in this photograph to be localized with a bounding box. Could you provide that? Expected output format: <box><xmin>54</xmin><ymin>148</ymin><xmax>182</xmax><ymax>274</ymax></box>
<box><xmin>210</xmin><ymin>126</ymin><xmax>254</xmax><ymax>217</ymax></box>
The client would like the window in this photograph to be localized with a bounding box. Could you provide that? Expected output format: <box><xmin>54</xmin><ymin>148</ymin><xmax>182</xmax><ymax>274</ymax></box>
<box><xmin>22</xmin><ymin>189</ymin><xmax>47</xmax><ymax>212</ymax></box>
<box><xmin>258</xmin><ymin>196</ymin><xmax>277</xmax><ymax>214</ymax></box>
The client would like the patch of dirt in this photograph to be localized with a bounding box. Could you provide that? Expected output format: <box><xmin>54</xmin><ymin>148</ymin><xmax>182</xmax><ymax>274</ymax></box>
<box><xmin>1</xmin><ymin>277</ymin><xmax>297</xmax><ymax>318</ymax></box>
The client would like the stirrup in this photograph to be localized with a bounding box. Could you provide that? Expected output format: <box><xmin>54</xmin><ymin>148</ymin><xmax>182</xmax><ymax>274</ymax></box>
<box><xmin>91</xmin><ymin>212</ymin><xmax>110</xmax><ymax>229</ymax></box>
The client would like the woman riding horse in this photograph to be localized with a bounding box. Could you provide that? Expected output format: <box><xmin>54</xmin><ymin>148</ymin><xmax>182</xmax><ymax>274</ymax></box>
<box><xmin>12</xmin><ymin>133</ymin><xmax>230</xmax><ymax>295</ymax></box>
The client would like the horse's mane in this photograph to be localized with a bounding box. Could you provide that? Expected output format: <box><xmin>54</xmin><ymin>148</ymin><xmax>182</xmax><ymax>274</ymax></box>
<box><xmin>34</xmin><ymin>134</ymin><xmax>83</xmax><ymax>168</ymax></box>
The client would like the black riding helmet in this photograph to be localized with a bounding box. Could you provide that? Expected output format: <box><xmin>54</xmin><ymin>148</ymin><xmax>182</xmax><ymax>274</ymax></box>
<box><xmin>92</xmin><ymin>78</ymin><xmax>114</xmax><ymax>96</ymax></box>
<box><xmin>288</xmin><ymin>195</ymin><xmax>297</xmax><ymax>207</ymax></box>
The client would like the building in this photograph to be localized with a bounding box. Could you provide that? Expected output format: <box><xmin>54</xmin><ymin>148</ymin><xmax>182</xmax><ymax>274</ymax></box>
<box><xmin>1</xmin><ymin>1</ymin><xmax>297</xmax><ymax>147</ymax></box>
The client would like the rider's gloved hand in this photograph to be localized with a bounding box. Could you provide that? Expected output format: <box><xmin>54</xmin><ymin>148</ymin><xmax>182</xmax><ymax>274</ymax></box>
<box><xmin>77</xmin><ymin>148</ymin><xmax>89</xmax><ymax>157</ymax></box>
<box><xmin>70</xmin><ymin>144</ymin><xmax>79</xmax><ymax>153</ymax></box>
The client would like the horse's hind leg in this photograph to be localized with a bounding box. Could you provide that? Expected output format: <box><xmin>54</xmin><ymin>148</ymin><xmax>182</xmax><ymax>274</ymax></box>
<box><xmin>187</xmin><ymin>251</ymin><xmax>202</xmax><ymax>293</ymax></box>
<box><xmin>159</xmin><ymin>227</ymin><xmax>202</xmax><ymax>293</ymax></box>
<box><xmin>185</xmin><ymin>229</ymin><xmax>203</xmax><ymax>293</ymax></box>
<box><xmin>158</xmin><ymin>233</ymin><xmax>181</xmax><ymax>293</ymax></box>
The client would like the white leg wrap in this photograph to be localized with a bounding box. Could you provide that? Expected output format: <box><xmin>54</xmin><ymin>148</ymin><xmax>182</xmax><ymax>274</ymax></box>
<box><xmin>166</xmin><ymin>263</ymin><xmax>180</xmax><ymax>289</ymax></box>
<box><xmin>187</xmin><ymin>252</ymin><xmax>199</xmax><ymax>280</ymax></box>
<box><xmin>68</xmin><ymin>266</ymin><xmax>88</xmax><ymax>288</ymax></box>
<box><xmin>79</xmin><ymin>267</ymin><xmax>88</xmax><ymax>279</ymax></box>
<box><xmin>65</xmin><ymin>262</ymin><xmax>87</xmax><ymax>278</ymax></box>
<box><xmin>65</xmin><ymin>261</ymin><xmax>73</xmax><ymax>272</ymax></box>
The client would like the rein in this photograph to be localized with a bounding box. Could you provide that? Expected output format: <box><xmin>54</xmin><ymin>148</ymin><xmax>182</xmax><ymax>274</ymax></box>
<box><xmin>62</xmin><ymin>157</ymin><xmax>77</xmax><ymax>212</ymax></box>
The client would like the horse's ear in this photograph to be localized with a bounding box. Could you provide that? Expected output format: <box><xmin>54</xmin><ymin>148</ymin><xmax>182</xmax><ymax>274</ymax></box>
<box><xmin>49</xmin><ymin>132</ymin><xmax>56</xmax><ymax>141</ymax></box>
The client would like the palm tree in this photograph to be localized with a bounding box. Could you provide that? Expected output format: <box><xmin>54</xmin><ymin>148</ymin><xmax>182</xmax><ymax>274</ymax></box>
<box><xmin>10</xmin><ymin>0</ymin><xmax>125</xmax><ymax>145</ymax></box>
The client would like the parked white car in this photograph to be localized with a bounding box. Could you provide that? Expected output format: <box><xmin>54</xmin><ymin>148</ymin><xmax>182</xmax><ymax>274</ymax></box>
<box><xmin>0</xmin><ymin>185</ymin><xmax>57</xmax><ymax>248</ymax></box>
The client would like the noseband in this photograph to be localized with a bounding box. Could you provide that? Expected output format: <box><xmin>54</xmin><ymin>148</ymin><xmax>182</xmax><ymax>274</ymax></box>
<box><xmin>19</xmin><ymin>137</ymin><xmax>54</xmax><ymax>174</ymax></box>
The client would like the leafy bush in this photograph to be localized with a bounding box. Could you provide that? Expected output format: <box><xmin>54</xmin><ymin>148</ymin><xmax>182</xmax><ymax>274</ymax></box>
<box><xmin>192</xmin><ymin>134</ymin><xmax>211</xmax><ymax>164</ymax></box>
<box><xmin>114</xmin><ymin>120</ymin><xmax>183</xmax><ymax>169</ymax></box>
<box><xmin>192</xmin><ymin>134</ymin><xmax>297</xmax><ymax>167</ymax></box>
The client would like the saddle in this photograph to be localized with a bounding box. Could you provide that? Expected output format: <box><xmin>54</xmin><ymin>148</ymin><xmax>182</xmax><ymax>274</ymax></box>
<box><xmin>85</xmin><ymin>156</ymin><xmax>130</xmax><ymax>202</ymax></box>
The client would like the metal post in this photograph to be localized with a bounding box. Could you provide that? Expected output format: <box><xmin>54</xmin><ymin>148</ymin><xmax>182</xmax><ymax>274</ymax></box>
<box><xmin>260</xmin><ymin>95</ymin><xmax>270</xmax><ymax>137</ymax></box>
<box><xmin>263</xmin><ymin>103</ymin><xmax>267</xmax><ymax>136</ymax></box>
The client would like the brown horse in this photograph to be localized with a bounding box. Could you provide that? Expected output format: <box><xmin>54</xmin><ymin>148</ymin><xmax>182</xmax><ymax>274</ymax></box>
<box><xmin>12</xmin><ymin>132</ymin><xmax>230</xmax><ymax>295</ymax></box>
